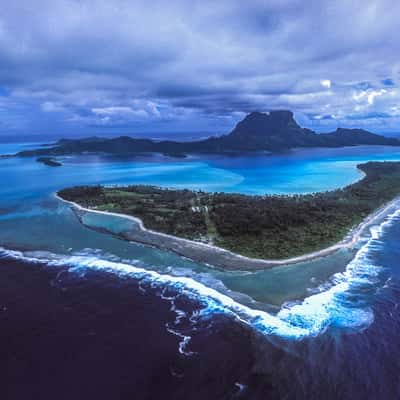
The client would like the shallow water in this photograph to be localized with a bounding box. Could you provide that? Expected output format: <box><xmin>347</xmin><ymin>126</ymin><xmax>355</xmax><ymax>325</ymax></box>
<box><xmin>1</xmin><ymin>143</ymin><xmax>400</xmax><ymax>398</ymax></box>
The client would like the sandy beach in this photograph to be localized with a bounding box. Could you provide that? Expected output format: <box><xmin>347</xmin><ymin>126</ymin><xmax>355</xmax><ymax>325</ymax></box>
<box><xmin>55</xmin><ymin>193</ymin><xmax>400</xmax><ymax>271</ymax></box>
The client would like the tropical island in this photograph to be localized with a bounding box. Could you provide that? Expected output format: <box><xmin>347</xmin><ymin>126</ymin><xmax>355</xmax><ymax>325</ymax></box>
<box><xmin>58</xmin><ymin>161</ymin><xmax>400</xmax><ymax>269</ymax></box>
<box><xmin>18</xmin><ymin>110</ymin><xmax>400</xmax><ymax>158</ymax></box>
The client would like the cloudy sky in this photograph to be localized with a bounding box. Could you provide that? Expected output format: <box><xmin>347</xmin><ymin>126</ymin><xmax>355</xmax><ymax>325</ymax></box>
<box><xmin>1</xmin><ymin>0</ymin><xmax>400</xmax><ymax>138</ymax></box>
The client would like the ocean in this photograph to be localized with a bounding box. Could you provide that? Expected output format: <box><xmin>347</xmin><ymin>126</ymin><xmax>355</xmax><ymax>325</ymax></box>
<box><xmin>1</xmin><ymin>142</ymin><xmax>400</xmax><ymax>399</ymax></box>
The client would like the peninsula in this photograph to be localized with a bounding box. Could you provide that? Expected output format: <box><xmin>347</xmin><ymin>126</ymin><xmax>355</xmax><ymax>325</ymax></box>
<box><xmin>58</xmin><ymin>161</ymin><xmax>400</xmax><ymax>269</ymax></box>
<box><xmin>18</xmin><ymin>110</ymin><xmax>399</xmax><ymax>157</ymax></box>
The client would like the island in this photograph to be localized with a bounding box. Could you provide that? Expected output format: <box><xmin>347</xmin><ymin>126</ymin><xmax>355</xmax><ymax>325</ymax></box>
<box><xmin>57</xmin><ymin>161</ymin><xmax>400</xmax><ymax>269</ymax></box>
<box><xmin>18</xmin><ymin>110</ymin><xmax>400</xmax><ymax>158</ymax></box>
<box><xmin>36</xmin><ymin>157</ymin><xmax>62</xmax><ymax>167</ymax></box>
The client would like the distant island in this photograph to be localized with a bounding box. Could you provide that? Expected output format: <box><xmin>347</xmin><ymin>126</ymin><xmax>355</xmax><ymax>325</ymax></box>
<box><xmin>36</xmin><ymin>157</ymin><xmax>62</xmax><ymax>167</ymax></box>
<box><xmin>58</xmin><ymin>161</ymin><xmax>400</xmax><ymax>269</ymax></box>
<box><xmin>18</xmin><ymin>110</ymin><xmax>400</xmax><ymax>157</ymax></box>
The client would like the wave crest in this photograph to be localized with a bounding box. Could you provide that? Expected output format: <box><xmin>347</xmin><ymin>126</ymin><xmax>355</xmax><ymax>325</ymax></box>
<box><xmin>1</xmin><ymin>209</ymin><xmax>398</xmax><ymax>344</ymax></box>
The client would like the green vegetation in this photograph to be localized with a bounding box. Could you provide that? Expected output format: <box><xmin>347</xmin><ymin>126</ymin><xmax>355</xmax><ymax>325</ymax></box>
<box><xmin>58</xmin><ymin>162</ymin><xmax>400</xmax><ymax>259</ymax></box>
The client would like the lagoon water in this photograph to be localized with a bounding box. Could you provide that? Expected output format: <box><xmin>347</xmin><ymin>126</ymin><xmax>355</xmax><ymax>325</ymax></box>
<box><xmin>1</xmin><ymin>143</ymin><xmax>400</xmax><ymax>398</ymax></box>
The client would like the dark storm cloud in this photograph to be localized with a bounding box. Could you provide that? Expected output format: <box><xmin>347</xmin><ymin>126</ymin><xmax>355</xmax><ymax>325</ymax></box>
<box><xmin>1</xmin><ymin>0</ymin><xmax>400</xmax><ymax>136</ymax></box>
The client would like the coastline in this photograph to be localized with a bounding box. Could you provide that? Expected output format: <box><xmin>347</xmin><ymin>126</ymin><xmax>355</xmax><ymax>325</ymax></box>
<box><xmin>55</xmin><ymin>192</ymin><xmax>400</xmax><ymax>271</ymax></box>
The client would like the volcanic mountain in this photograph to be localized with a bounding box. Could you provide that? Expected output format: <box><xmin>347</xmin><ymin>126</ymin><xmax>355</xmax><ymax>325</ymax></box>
<box><xmin>18</xmin><ymin>110</ymin><xmax>400</xmax><ymax>157</ymax></box>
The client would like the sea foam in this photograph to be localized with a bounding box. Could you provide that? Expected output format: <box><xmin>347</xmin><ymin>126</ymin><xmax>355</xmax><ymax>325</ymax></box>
<box><xmin>1</xmin><ymin>209</ymin><xmax>399</xmax><ymax>344</ymax></box>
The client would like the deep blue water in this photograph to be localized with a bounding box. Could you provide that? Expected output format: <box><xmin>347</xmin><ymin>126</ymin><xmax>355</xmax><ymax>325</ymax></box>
<box><xmin>1</xmin><ymin>143</ymin><xmax>400</xmax><ymax>398</ymax></box>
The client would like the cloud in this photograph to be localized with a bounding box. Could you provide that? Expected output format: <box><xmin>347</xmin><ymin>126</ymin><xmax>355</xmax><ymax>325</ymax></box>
<box><xmin>41</xmin><ymin>101</ymin><xmax>65</xmax><ymax>112</ymax></box>
<box><xmin>320</xmin><ymin>80</ymin><xmax>331</xmax><ymax>89</ymax></box>
<box><xmin>92</xmin><ymin>107</ymin><xmax>147</xmax><ymax>118</ymax></box>
<box><xmin>1</xmin><ymin>0</ymin><xmax>400</xmax><ymax>135</ymax></box>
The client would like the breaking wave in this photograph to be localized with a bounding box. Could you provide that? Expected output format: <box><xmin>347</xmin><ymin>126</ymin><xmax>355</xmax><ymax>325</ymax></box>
<box><xmin>1</xmin><ymin>209</ymin><xmax>399</xmax><ymax>352</ymax></box>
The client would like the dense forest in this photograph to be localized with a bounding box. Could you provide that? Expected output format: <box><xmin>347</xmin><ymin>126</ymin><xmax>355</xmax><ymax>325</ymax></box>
<box><xmin>58</xmin><ymin>161</ymin><xmax>400</xmax><ymax>259</ymax></box>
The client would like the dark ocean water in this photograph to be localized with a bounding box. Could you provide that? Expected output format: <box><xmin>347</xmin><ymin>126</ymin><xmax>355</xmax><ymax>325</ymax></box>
<box><xmin>1</xmin><ymin>216</ymin><xmax>400</xmax><ymax>400</ymax></box>
<box><xmin>0</xmin><ymin>255</ymin><xmax>258</xmax><ymax>400</ymax></box>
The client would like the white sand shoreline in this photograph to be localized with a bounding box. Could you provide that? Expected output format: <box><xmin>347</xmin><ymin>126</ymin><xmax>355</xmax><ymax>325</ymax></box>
<box><xmin>55</xmin><ymin>192</ymin><xmax>400</xmax><ymax>271</ymax></box>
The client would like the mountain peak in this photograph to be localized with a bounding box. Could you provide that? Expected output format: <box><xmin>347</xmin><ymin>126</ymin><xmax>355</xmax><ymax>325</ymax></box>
<box><xmin>244</xmin><ymin>110</ymin><xmax>294</xmax><ymax>122</ymax></box>
<box><xmin>230</xmin><ymin>110</ymin><xmax>300</xmax><ymax>139</ymax></box>
<box><xmin>17</xmin><ymin>109</ymin><xmax>400</xmax><ymax>157</ymax></box>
